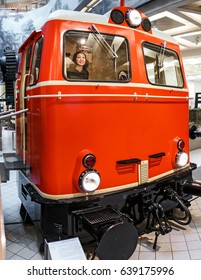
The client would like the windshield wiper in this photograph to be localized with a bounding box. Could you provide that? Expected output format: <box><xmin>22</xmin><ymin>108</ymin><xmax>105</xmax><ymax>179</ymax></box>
<box><xmin>158</xmin><ymin>41</ymin><xmax>166</xmax><ymax>67</ymax></box>
<box><xmin>113</xmin><ymin>45</ymin><xmax>117</xmax><ymax>72</ymax></box>
<box><xmin>157</xmin><ymin>41</ymin><xmax>166</xmax><ymax>79</ymax></box>
<box><xmin>89</xmin><ymin>24</ymin><xmax>118</xmax><ymax>60</ymax></box>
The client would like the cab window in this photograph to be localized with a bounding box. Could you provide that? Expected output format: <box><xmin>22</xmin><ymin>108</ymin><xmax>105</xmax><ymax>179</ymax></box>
<box><xmin>30</xmin><ymin>36</ymin><xmax>43</xmax><ymax>85</ymax></box>
<box><xmin>25</xmin><ymin>46</ymin><xmax>32</xmax><ymax>75</ymax></box>
<box><xmin>63</xmin><ymin>30</ymin><xmax>130</xmax><ymax>82</ymax></box>
<box><xmin>143</xmin><ymin>42</ymin><xmax>183</xmax><ymax>87</ymax></box>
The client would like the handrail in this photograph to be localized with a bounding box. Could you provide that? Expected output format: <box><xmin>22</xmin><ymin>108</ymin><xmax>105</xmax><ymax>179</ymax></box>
<box><xmin>0</xmin><ymin>187</ymin><xmax>6</xmax><ymax>260</ymax></box>
<box><xmin>0</xmin><ymin>109</ymin><xmax>15</xmax><ymax>116</ymax></box>
<box><xmin>0</xmin><ymin>108</ymin><xmax>28</xmax><ymax>120</ymax></box>
<box><xmin>23</xmin><ymin>92</ymin><xmax>191</xmax><ymax>100</ymax></box>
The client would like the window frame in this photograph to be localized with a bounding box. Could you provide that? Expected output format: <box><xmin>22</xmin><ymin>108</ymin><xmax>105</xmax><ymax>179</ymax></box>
<box><xmin>29</xmin><ymin>36</ymin><xmax>43</xmax><ymax>86</ymax></box>
<box><xmin>63</xmin><ymin>30</ymin><xmax>131</xmax><ymax>83</ymax></box>
<box><xmin>142</xmin><ymin>41</ymin><xmax>184</xmax><ymax>88</ymax></box>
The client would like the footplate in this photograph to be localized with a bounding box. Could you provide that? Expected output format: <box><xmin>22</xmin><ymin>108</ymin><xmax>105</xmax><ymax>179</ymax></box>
<box><xmin>82</xmin><ymin>208</ymin><xmax>122</xmax><ymax>226</ymax></box>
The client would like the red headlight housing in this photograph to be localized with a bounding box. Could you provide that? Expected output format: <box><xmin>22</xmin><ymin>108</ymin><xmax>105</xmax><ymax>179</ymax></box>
<box><xmin>177</xmin><ymin>139</ymin><xmax>185</xmax><ymax>150</ymax></box>
<box><xmin>83</xmin><ymin>154</ymin><xmax>96</xmax><ymax>169</ymax></box>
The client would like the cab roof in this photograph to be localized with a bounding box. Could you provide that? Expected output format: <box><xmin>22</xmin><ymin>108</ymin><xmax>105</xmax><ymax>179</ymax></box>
<box><xmin>47</xmin><ymin>9</ymin><xmax>108</xmax><ymax>25</ymax></box>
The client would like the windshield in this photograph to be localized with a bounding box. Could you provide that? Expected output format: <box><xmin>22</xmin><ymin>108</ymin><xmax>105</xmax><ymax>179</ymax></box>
<box><xmin>143</xmin><ymin>42</ymin><xmax>184</xmax><ymax>88</ymax></box>
<box><xmin>63</xmin><ymin>30</ymin><xmax>130</xmax><ymax>82</ymax></box>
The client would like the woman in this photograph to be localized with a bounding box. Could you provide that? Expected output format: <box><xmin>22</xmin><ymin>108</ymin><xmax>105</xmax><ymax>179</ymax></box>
<box><xmin>67</xmin><ymin>51</ymin><xmax>89</xmax><ymax>79</ymax></box>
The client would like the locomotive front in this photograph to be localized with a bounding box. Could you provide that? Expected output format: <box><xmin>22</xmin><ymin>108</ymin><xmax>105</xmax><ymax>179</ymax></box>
<box><xmin>13</xmin><ymin>3</ymin><xmax>199</xmax><ymax>259</ymax></box>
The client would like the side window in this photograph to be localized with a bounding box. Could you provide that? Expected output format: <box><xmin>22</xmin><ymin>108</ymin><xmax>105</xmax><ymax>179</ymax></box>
<box><xmin>63</xmin><ymin>31</ymin><xmax>130</xmax><ymax>82</ymax></box>
<box><xmin>26</xmin><ymin>46</ymin><xmax>32</xmax><ymax>75</ymax></box>
<box><xmin>143</xmin><ymin>42</ymin><xmax>183</xmax><ymax>88</ymax></box>
<box><xmin>30</xmin><ymin>37</ymin><xmax>43</xmax><ymax>85</ymax></box>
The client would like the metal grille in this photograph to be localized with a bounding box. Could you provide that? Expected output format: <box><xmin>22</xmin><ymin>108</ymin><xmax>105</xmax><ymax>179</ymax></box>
<box><xmin>139</xmin><ymin>160</ymin><xmax>148</xmax><ymax>184</ymax></box>
<box><xmin>83</xmin><ymin>208</ymin><xmax>120</xmax><ymax>225</ymax></box>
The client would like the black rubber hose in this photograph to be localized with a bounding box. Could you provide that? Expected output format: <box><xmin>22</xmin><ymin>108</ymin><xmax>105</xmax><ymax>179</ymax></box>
<box><xmin>171</xmin><ymin>195</ymin><xmax>192</xmax><ymax>225</ymax></box>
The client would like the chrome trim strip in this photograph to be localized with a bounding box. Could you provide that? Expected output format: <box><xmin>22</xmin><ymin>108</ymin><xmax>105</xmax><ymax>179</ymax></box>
<box><xmin>20</xmin><ymin>165</ymin><xmax>190</xmax><ymax>200</ymax></box>
<box><xmin>147</xmin><ymin>163</ymin><xmax>190</xmax><ymax>183</ymax></box>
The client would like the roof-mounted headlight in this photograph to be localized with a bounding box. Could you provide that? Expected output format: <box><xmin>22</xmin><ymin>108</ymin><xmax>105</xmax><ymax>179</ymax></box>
<box><xmin>111</xmin><ymin>9</ymin><xmax>125</xmax><ymax>24</ymax></box>
<box><xmin>141</xmin><ymin>17</ymin><xmax>152</xmax><ymax>32</ymax></box>
<box><xmin>79</xmin><ymin>170</ymin><xmax>101</xmax><ymax>193</ymax></box>
<box><xmin>126</xmin><ymin>9</ymin><xmax>142</xmax><ymax>27</ymax></box>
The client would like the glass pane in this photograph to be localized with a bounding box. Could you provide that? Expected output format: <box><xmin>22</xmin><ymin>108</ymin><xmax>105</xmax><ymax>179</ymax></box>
<box><xmin>143</xmin><ymin>42</ymin><xmax>183</xmax><ymax>87</ymax></box>
<box><xmin>25</xmin><ymin>46</ymin><xmax>32</xmax><ymax>74</ymax></box>
<box><xmin>64</xmin><ymin>31</ymin><xmax>130</xmax><ymax>82</ymax></box>
<box><xmin>30</xmin><ymin>37</ymin><xmax>43</xmax><ymax>85</ymax></box>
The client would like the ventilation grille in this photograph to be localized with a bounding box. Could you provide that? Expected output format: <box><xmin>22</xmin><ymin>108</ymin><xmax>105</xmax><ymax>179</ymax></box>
<box><xmin>83</xmin><ymin>208</ymin><xmax>120</xmax><ymax>225</ymax></box>
<box><xmin>139</xmin><ymin>160</ymin><xmax>148</xmax><ymax>184</ymax></box>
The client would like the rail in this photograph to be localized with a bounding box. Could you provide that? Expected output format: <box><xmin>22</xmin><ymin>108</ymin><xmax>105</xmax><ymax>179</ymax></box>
<box><xmin>0</xmin><ymin>186</ymin><xmax>6</xmax><ymax>260</ymax></box>
<box><xmin>0</xmin><ymin>109</ymin><xmax>28</xmax><ymax>120</ymax></box>
<box><xmin>23</xmin><ymin>92</ymin><xmax>192</xmax><ymax>100</ymax></box>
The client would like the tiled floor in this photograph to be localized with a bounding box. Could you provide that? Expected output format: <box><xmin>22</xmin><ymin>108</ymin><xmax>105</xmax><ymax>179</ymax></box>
<box><xmin>1</xmin><ymin>128</ymin><xmax>201</xmax><ymax>260</ymax></box>
<box><xmin>1</xmin><ymin>171</ymin><xmax>43</xmax><ymax>260</ymax></box>
<box><xmin>0</xmin><ymin>128</ymin><xmax>44</xmax><ymax>260</ymax></box>
<box><xmin>133</xmin><ymin>197</ymin><xmax>201</xmax><ymax>260</ymax></box>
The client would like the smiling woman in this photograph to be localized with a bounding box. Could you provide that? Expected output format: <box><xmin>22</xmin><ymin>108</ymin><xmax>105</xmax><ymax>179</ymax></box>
<box><xmin>67</xmin><ymin>51</ymin><xmax>89</xmax><ymax>79</ymax></box>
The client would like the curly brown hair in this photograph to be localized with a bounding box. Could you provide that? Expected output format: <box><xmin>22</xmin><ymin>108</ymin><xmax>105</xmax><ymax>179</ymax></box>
<box><xmin>72</xmin><ymin>51</ymin><xmax>88</xmax><ymax>69</ymax></box>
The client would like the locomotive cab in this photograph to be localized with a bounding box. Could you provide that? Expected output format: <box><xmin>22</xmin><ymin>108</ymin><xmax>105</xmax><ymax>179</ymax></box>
<box><xmin>3</xmin><ymin>2</ymin><xmax>200</xmax><ymax>259</ymax></box>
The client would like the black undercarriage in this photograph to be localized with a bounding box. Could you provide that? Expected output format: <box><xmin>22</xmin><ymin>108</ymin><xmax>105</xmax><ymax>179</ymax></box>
<box><xmin>18</xmin><ymin>162</ymin><xmax>200</xmax><ymax>260</ymax></box>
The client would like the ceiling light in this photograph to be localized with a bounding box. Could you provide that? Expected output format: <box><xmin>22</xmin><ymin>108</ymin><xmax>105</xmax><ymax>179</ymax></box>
<box><xmin>81</xmin><ymin>0</ymin><xmax>102</xmax><ymax>12</ymax></box>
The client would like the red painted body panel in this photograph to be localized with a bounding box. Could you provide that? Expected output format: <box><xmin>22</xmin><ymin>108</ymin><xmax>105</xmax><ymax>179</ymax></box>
<box><xmin>16</xmin><ymin>7</ymin><xmax>189</xmax><ymax>198</ymax></box>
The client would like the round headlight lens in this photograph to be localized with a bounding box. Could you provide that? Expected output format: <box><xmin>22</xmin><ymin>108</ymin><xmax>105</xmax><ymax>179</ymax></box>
<box><xmin>126</xmin><ymin>9</ymin><xmax>142</xmax><ymax>27</ymax></box>
<box><xmin>79</xmin><ymin>170</ymin><xmax>101</xmax><ymax>193</ymax></box>
<box><xmin>141</xmin><ymin>17</ymin><xmax>152</xmax><ymax>32</ymax></box>
<box><xmin>176</xmin><ymin>151</ymin><xmax>188</xmax><ymax>168</ymax></box>
<box><xmin>111</xmin><ymin>9</ymin><xmax>125</xmax><ymax>24</ymax></box>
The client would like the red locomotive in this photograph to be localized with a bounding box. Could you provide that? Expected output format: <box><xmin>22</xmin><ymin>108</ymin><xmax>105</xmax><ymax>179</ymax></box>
<box><xmin>2</xmin><ymin>1</ymin><xmax>201</xmax><ymax>259</ymax></box>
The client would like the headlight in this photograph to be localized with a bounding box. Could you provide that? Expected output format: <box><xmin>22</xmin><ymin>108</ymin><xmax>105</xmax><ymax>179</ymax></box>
<box><xmin>141</xmin><ymin>17</ymin><xmax>152</xmax><ymax>32</ymax></box>
<box><xmin>111</xmin><ymin>9</ymin><xmax>125</xmax><ymax>24</ymax></box>
<box><xmin>177</xmin><ymin>139</ymin><xmax>185</xmax><ymax>150</ymax></box>
<box><xmin>175</xmin><ymin>151</ymin><xmax>188</xmax><ymax>168</ymax></box>
<box><xmin>82</xmin><ymin>154</ymin><xmax>96</xmax><ymax>169</ymax></box>
<box><xmin>126</xmin><ymin>9</ymin><xmax>142</xmax><ymax>27</ymax></box>
<box><xmin>79</xmin><ymin>170</ymin><xmax>101</xmax><ymax>193</ymax></box>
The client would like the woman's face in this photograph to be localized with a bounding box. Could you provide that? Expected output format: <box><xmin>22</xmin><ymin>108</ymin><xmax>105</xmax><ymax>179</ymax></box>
<box><xmin>76</xmin><ymin>53</ymin><xmax>86</xmax><ymax>66</ymax></box>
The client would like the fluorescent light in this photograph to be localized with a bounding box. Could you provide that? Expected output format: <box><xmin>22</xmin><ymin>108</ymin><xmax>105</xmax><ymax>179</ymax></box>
<box><xmin>149</xmin><ymin>11</ymin><xmax>197</xmax><ymax>35</ymax></box>
<box><xmin>81</xmin><ymin>0</ymin><xmax>102</xmax><ymax>12</ymax></box>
